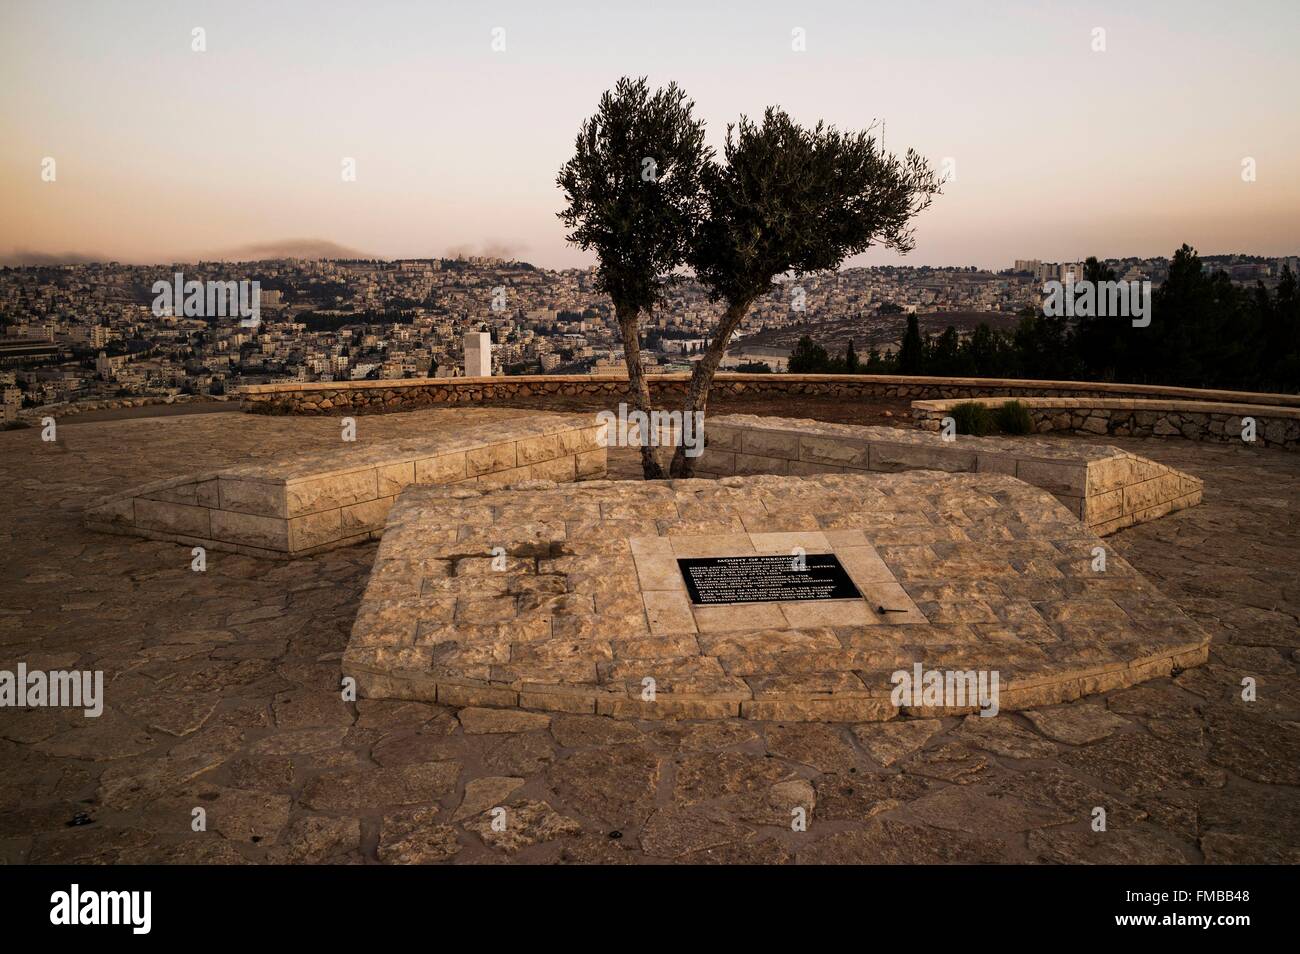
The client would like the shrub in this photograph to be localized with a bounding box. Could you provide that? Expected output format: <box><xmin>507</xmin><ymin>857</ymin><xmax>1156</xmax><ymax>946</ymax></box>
<box><xmin>994</xmin><ymin>400</ymin><xmax>1034</xmax><ymax>435</ymax></box>
<box><xmin>949</xmin><ymin>401</ymin><xmax>994</xmax><ymax>436</ymax></box>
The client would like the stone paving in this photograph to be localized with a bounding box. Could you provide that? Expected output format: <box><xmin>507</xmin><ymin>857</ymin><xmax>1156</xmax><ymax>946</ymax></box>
<box><xmin>1</xmin><ymin>408</ymin><xmax>1297</xmax><ymax>864</ymax></box>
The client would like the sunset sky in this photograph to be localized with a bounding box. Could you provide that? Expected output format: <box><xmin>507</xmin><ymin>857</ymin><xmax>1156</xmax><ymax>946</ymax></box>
<box><xmin>2</xmin><ymin>0</ymin><xmax>1298</xmax><ymax>269</ymax></box>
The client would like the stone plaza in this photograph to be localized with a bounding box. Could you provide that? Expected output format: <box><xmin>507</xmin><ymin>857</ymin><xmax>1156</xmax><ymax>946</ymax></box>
<box><xmin>1</xmin><ymin>397</ymin><xmax>1297</xmax><ymax>864</ymax></box>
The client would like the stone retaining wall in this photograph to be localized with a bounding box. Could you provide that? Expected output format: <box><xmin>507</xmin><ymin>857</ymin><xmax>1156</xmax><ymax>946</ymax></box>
<box><xmin>237</xmin><ymin>374</ymin><xmax>1300</xmax><ymax>416</ymax></box>
<box><xmin>911</xmin><ymin>397</ymin><xmax>1300</xmax><ymax>451</ymax></box>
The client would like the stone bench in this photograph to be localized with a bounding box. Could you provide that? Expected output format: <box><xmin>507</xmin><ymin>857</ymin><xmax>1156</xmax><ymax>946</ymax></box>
<box><xmin>695</xmin><ymin>414</ymin><xmax>1201</xmax><ymax>536</ymax></box>
<box><xmin>911</xmin><ymin>396</ymin><xmax>1300</xmax><ymax>451</ymax></box>
<box><xmin>84</xmin><ymin>413</ymin><xmax>608</xmax><ymax>558</ymax></box>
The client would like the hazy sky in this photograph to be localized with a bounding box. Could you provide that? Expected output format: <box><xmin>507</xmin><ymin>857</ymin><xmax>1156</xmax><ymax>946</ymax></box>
<box><xmin>2</xmin><ymin>0</ymin><xmax>1298</xmax><ymax>269</ymax></box>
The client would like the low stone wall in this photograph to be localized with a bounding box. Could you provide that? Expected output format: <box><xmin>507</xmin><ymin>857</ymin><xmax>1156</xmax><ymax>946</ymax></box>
<box><xmin>236</xmin><ymin>374</ymin><xmax>1300</xmax><ymax>415</ymax></box>
<box><xmin>84</xmin><ymin>413</ymin><xmax>608</xmax><ymax>558</ymax></box>
<box><xmin>696</xmin><ymin>414</ymin><xmax>1202</xmax><ymax>536</ymax></box>
<box><xmin>19</xmin><ymin>393</ymin><xmax>231</xmax><ymax>420</ymax></box>
<box><xmin>911</xmin><ymin>397</ymin><xmax>1300</xmax><ymax>451</ymax></box>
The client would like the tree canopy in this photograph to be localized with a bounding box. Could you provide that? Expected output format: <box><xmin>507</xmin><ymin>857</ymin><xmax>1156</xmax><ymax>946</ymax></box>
<box><xmin>556</xmin><ymin>77</ymin><xmax>711</xmax><ymax>318</ymax></box>
<box><xmin>689</xmin><ymin>108</ymin><xmax>940</xmax><ymax>308</ymax></box>
<box><xmin>786</xmin><ymin>245</ymin><xmax>1300</xmax><ymax>393</ymax></box>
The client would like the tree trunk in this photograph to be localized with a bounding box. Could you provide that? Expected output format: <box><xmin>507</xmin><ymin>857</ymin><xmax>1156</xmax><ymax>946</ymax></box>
<box><xmin>668</xmin><ymin>297</ymin><xmax>752</xmax><ymax>478</ymax></box>
<box><xmin>617</xmin><ymin>307</ymin><xmax>665</xmax><ymax>480</ymax></box>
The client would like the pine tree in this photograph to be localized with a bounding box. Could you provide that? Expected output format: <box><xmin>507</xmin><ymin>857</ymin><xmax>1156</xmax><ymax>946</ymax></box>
<box><xmin>898</xmin><ymin>313</ymin><xmax>924</xmax><ymax>374</ymax></box>
<box><xmin>844</xmin><ymin>338</ymin><xmax>859</xmax><ymax>373</ymax></box>
<box><xmin>788</xmin><ymin>335</ymin><xmax>830</xmax><ymax>373</ymax></box>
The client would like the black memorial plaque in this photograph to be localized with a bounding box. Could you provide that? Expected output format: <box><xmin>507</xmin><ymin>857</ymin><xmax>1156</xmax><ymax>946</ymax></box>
<box><xmin>677</xmin><ymin>553</ymin><xmax>863</xmax><ymax>606</ymax></box>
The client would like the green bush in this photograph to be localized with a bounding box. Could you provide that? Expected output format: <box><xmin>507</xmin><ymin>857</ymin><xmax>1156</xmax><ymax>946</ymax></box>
<box><xmin>949</xmin><ymin>401</ymin><xmax>994</xmax><ymax>436</ymax></box>
<box><xmin>994</xmin><ymin>400</ymin><xmax>1034</xmax><ymax>435</ymax></box>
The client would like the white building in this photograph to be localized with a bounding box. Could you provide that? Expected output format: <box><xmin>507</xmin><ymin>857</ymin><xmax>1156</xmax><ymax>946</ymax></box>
<box><xmin>464</xmin><ymin>331</ymin><xmax>492</xmax><ymax>377</ymax></box>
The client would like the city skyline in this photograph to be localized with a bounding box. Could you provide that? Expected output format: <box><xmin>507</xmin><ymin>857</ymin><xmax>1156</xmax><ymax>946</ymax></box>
<box><xmin>3</xmin><ymin>0</ymin><xmax>1299</xmax><ymax>270</ymax></box>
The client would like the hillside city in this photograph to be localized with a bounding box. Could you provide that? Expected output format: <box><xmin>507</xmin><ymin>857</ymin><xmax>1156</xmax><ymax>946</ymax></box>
<box><xmin>1</xmin><ymin>252</ymin><xmax>1295</xmax><ymax>415</ymax></box>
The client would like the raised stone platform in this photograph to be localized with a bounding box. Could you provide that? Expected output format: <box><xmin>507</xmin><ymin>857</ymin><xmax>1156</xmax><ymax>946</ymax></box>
<box><xmin>696</xmin><ymin>414</ymin><xmax>1202</xmax><ymax>536</ymax></box>
<box><xmin>344</xmin><ymin>472</ymin><xmax>1210</xmax><ymax>722</ymax></box>
<box><xmin>83</xmin><ymin>413</ymin><xmax>607</xmax><ymax>558</ymax></box>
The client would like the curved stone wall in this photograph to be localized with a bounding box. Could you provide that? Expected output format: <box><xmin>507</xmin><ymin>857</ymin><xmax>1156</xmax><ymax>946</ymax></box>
<box><xmin>911</xmin><ymin>397</ymin><xmax>1300</xmax><ymax>451</ymax></box>
<box><xmin>237</xmin><ymin>373</ymin><xmax>1300</xmax><ymax>416</ymax></box>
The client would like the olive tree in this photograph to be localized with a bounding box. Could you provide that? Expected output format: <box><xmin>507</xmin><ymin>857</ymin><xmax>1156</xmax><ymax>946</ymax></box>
<box><xmin>557</xmin><ymin>77</ymin><xmax>711</xmax><ymax>478</ymax></box>
<box><xmin>670</xmin><ymin>109</ymin><xmax>941</xmax><ymax>477</ymax></box>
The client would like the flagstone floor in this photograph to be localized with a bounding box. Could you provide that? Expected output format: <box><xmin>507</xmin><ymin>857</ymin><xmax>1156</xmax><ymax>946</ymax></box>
<box><xmin>1</xmin><ymin>408</ymin><xmax>1297</xmax><ymax>864</ymax></box>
